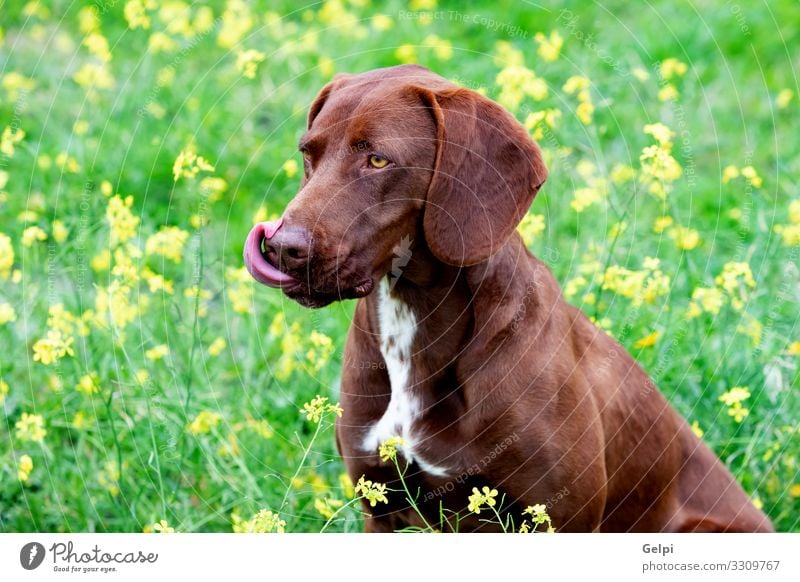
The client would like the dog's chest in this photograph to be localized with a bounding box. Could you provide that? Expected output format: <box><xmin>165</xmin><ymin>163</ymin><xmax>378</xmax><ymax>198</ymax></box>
<box><xmin>361</xmin><ymin>280</ymin><xmax>449</xmax><ymax>477</ymax></box>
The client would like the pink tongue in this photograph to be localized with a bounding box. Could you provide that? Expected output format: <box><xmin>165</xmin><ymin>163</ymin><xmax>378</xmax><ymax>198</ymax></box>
<box><xmin>243</xmin><ymin>218</ymin><xmax>297</xmax><ymax>288</ymax></box>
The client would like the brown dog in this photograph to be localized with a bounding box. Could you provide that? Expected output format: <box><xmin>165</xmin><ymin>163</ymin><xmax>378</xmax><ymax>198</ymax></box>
<box><xmin>244</xmin><ymin>64</ymin><xmax>773</xmax><ymax>532</ymax></box>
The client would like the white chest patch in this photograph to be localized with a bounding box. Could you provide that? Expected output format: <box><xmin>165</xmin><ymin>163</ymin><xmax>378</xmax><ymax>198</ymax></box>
<box><xmin>361</xmin><ymin>280</ymin><xmax>449</xmax><ymax>477</ymax></box>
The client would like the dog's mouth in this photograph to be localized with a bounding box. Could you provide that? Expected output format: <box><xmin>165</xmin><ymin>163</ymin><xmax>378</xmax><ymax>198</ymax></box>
<box><xmin>244</xmin><ymin>220</ymin><xmax>375</xmax><ymax>308</ymax></box>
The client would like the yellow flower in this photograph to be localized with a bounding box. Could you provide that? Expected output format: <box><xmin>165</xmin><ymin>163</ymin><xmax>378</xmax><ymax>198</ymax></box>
<box><xmin>73</xmin><ymin>63</ymin><xmax>115</xmax><ymax>90</ymax></box>
<box><xmin>722</xmin><ymin>165</ymin><xmax>740</xmax><ymax>183</ymax></box>
<box><xmin>0</xmin><ymin>233</ymin><xmax>14</xmax><ymax>279</ymax></box>
<box><xmin>715</xmin><ymin>261</ymin><xmax>756</xmax><ymax>309</ymax></box>
<box><xmin>0</xmin><ymin>302</ymin><xmax>17</xmax><ymax>324</ymax></box>
<box><xmin>776</xmin><ymin>89</ymin><xmax>793</xmax><ymax>109</ymax></box>
<box><xmin>124</xmin><ymin>0</ymin><xmax>153</xmax><ymax>29</ymax></box>
<box><xmin>394</xmin><ymin>44</ymin><xmax>417</xmax><ymax>64</ymax></box>
<box><xmin>76</xmin><ymin>373</ymin><xmax>100</xmax><ymax>395</ymax></box>
<box><xmin>173</xmin><ymin>145</ymin><xmax>215</xmax><ymax>181</ymax></box>
<box><xmin>534</xmin><ymin>31</ymin><xmax>563</xmax><ymax>62</ymax></box>
<box><xmin>231</xmin><ymin>509</ymin><xmax>285</xmax><ymax>533</ymax></box>
<box><xmin>789</xmin><ymin>484</ymin><xmax>800</xmax><ymax>498</ymax></box>
<box><xmin>371</xmin><ymin>14</ymin><xmax>394</xmax><ymax>31</ymax></box>
<box><xmin>21</xmin><ymin>226</ymin><xmax>48</xmax><ymax>247</ymax></box>
<box><xmin>150</xmin><ymin>519</ymin><xmax>175</xmax><ymax>533</ymax></box>
<box><xmin>690</xmin><ymin>420</ymin><xmax>704</xmax><ymax>439</ymax></box>
<box><xmin>145</xmin><ymin>226</ymin><xmax>189</xmax><ymax>263</ymax></box>
<box><xmin>1</xmin><ymin>125</ymin><xmax>25</xmax><ymax>156</ymax></box>
<box><xmin>314</xmin><ymin>497</ymin><xmax>344</xmax><ymax>519</ymax></box>
<box><xmin>632</xmin><ymin>67</ymin><xmax>650</xmax><ymax>82</ymax></box>
<box><xmin>652</xmin><ymin>215</ymin><xmax>673</xmax><ymax>234</ymax></box>
<box><xmin>52</xmin><ymin>219</ymin><xmax>69</xmax><ymax>243</ymax></box>
<box><xmin>687</xmin><ymin>287</ymin><xmax>725</xmax><ymax>317</ymax></box>
<box><xmin>106</xmin><ymin>195</ymin><xmax>140</xmax><ymax>246</ymax></box>
<box><xmin>145</xmin><ymin>344</ymin><xmax>169</xmax><ymax>360</ymax></box>
<box><xmin>517</xmin><ymin>213</ymin><xmax>545</xmax><ymax>246</ymax></box>
<box><xmin>217</xmin><ymin>0</ymin><xmax>254</xmax><ymax>49</ymax></box>
<box><xmin>208</xmin><ymin>337</ymin><xmax>226</xmax><ymax>357</ymax></box>
<box><xmin>669</xmin><ymin>225</ymin><xmax>700</xmax><ymax>250</ymax></box>
<box><xmin>339</xmin><ymin>473</ymin><xmax>355</xmax><ymax>498</ymax></box>
<box><xmin>422</xmin><ymin>35</ymin><xmax>452</xmax><ymax>60</ymax></box>
<box><xmin>786</xmin><ymin>341</ymin><xmax>800</xmax><ymax>355</ymax></box>
<box><xmin>71</xmin><ymin>411</ymin><xmax>91</xmax><ymax>429</ymax></box>
<box><xmin>521</xmin><ymin>503</ymin><xmax>555</xmax><ymax>532</ymax></box>
<box><xmin>280</xmin><ymin>159</ymin><xmax>299</xmax><ymax>179</ymax></box>
<box><xmin>634</xmin><ymin>331</ymin><xmax>660</xmax><ymax>349</ymax></box>
<box><xmin>32</xmin><ymin>330</ymin><xmax>74</xmax><ymax>365</ymax></box>
<box><xmin>354</xmin><ymin>475</ymin><xmax>389</xmax><ymax>507</ymax></box>
<box><xmin>610</xmin><ymin>164</ymin><xmax>635</xmax><ymax>184</ymax></box>
<box><xmin>467</xmin><ymin>486</ymin><xmax>498</xmax><ymax>514</ymax></box>
<box><xmin>2</xmin><ymin>72</ymin><xmax>36</xmax><ymax>101</ymax></box>
<box><xmin>98</xmin><ymin>459</ymin><xmax>121</xmax><ymax>496</ymax></box>
<box><xmin>719</xmin><ymin>387</ymin><xmax>750</xmax><ymax>423</ymax></box>
<box><xmin>0</xmin><ymin>378</ymin><xmax>8</xmax><ymax>405</ymax></box>
<box><xmin>187</xmin><ymin>410</ymin><xmax>222</xmax><ymax>435</ymax></box>
<box><xmin>659</xmin><ymin>58</ymin><xmax>688</xmax><ymax>79</ymax></box>
<box><xmin>378</xmin><ymin>436</ymin><xmax>407</xmax><ymax>462</ymax></box>
<box><xmin>83</xmin><ymin>32</ymin><xmax>111</xmax><ymax>61</ymax></box>
<box><xmin>148</xmin><ymin>32</ymin><xmax>177</xmax><ymax>53</ymax></box>
<box><xmin>736</xmin><ymin>313</ymin><xmax>762</xmax><ymax>347</ymax></box>
<box><xmin>496</xmin><ymin>66</ymin><xmax>548</xmax><ymax>112</ymax></box>
<box><xmin>301</xmin><ymin>395</ymin><xmax>344</xmax><ymax>423</ymax></box>
<box><xmin>15</xmin><ymin>412</ymin><xmax>47</xmax><ymax>442</ymax></box>
<box><xmin>740</xmin><ymin>165</ymin><xmax>762</xmax><ymax>188</ymax></box>
<box><xmin>657</xmin><ymin>84</ymin><xmax>678</xmax><ymax>102</ymax></box>
<box><xmin>17</xmin><ymin>454</ymin><xmax>33</xmax><ymax>482</ymax></box>
<box><xmin>643</xmin><ymin>123</ymin><xmax>674</xmax><ymax>147</ymax></box>
<box><xmin>236</xmin><ymin>49</ymin><xmax>266</xmax><ymax>79</ymax></box>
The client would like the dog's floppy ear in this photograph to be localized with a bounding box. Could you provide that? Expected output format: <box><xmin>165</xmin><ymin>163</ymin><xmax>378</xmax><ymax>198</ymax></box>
<box><xmin>416</xmin><ymin>87</ymin><xmax>547</xmax><ymax>266</ymax></box>
<box><xmin>307</xmin><ymin>73</ymin><xmax>352</xmax><ymax>129</ymax></box>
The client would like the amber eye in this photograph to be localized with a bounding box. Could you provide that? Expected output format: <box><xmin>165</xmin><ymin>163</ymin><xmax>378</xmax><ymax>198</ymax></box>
<box><xmin>301</xmin><ymin>150</ymin><xmax>312</xmax><ymax>163</ymax></box>
<box><xmin>368</xmin><ymin>154</ymin><xmax>390</xmax><ymax>169</ymax></box>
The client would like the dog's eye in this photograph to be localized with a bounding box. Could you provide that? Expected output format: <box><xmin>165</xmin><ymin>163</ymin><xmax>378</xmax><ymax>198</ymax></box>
<box><xmin>301</xmin><ymin>150</ymin><xmax>312</xmax><ymax>163</ymax></box>
<box><xmin>368</xmin><ymin>154</ymin><xmax>390</xmax><ymax>169</ymax></box>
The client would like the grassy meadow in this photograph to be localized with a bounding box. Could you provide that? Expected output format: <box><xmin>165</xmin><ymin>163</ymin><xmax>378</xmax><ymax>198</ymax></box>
<box><xmin>0</xmin><ymin>0</ymin><xmax>799</xmax><ymax>532</ymax></box>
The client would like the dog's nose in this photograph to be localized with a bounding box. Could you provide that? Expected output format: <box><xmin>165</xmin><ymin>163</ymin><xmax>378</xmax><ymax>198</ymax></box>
<box><xmin>262</xmin><ymin>224</ymin><xmax>311</xmax><ymax>271</ymax></box>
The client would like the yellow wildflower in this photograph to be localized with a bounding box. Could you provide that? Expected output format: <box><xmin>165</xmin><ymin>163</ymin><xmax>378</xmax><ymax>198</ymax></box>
<box><xmin>217</xmin><ymin>0</ymin><xmax>254</xmax><ymax>48</ymax></box>
<box><xmin>150</xmin><ymin>519</ymin><xmax>175</xmax><ymax>533</ymax></box>
<box><xmin>719</xmin><ymin>386</ymin><xmax>750</xmax><ymax>423</ymax></box>
<box><xmin>395</xmin><ymin>44</ymin><xmax>417</xmax><ymax>64</ymax></box>
<box><xmin>173</xmin><ymin>145</ymin><xmax>215</xmax><ymax>181</ymax></box>
<box><xmin>76</xmin><ymin>373</ymin><xmax>100</xmax><ymax>395</ymax></box>
<box><xmin>208</xmin><ymin>337</ymin><xmax>226</xmax><ymax>357</ymax></box>
<box><xmin>124</xmin><ymin>0</ymin><xmax>153</xmax><ymax>29</ymax></box>
<box><xmin>187</xmin><ymin>410</ymin><xmax>222</xmax><ymax>435</ymax></box>
<box><xmin>145</xmin><ymin>226</ymin><xmax>189</xmax><ymax>262</ymax></box>
<box><xmin>301</xmin><ymin>395</ymin><xmax>344</xmax><ymax>423</ymax></box>
<box><xmin>1</xmin><ymin>125</ymin><xmax>25</xmax><ymax>156</ymax></box>
<box><xmin>73</xmin><ymin>63</ymin><xmax>115</xmax><ymax>90</ymax></box>
<box><xmin>2</xmin><ymin>72</ymin><xmax>36</xmax><ymax>101</ymax></box>
<box><xmin>15</xmin><ymin>412</ymin><xmax>46</xmax><ymax>442</ymax></box>
<box><xmin>521</xmin><ymin>503</ymin><xmax>555</xmax><ymax>532</ymax></box>
<box><xmin>354</xmin><ymin>475</ymin><xmax>389</xmax><ymax>507</ymax></box>
<box><xmin>32</xmin><ymin>330</ymin><xmax>74</xmax><ymax>365</ymax></box>
<box><xmin>21</xmin><ymin>226</ymin><xmax>47</xmax><ymax>247</ymax></box>
<box><xmin>776</xmin><ymin>89</ymin><xmax>793</xmax><ymax>109</ymax></box>
<box><xmin>98</xmin><ymin>459</ymin><xmax>121</xmax><ymax>496</ymax></box>
<box><xmin>83</xmin><ymin>32</ymin><xmax>111</xmax><ymax>62</ymax></box>
<box><xmin>669</xmin><ymin>225</ymin><xmax>700</xmax><ymax>250</ymax></box>
<box><xmin>634</xmin><ymin>331</ymin><xmax>660</xmax><ymax>349</ymax></box>
<box><xmin>378</xmin><ymin>436</ymin><xmax>407</xmax><ymax>462</ymax></box>
<box><xmin>0</xmin><ymin>378</ymin><xmax>8</xmax><ymax>405</ymax></box>
<box><xmin>690</xmin><ymin>420</ymin><xmax>704</xmax><ymax>438</ymax></box>
<box><xmin>236</xmin><ymin>49</ymin><xmax>266</xmax><ymax>79</ymax></box>
<box><xmin>423</xmin><ymin>35</ymin><xmax>453</xmax><ymax>60</ymax></box>
<box><xmin>314</xmin><ymin>497</ymin><xmax>344</xmax><ymax>519</ymax></box>
<box><xmin>145</xmin><ymin>344</ymin><xmax>169</xmax><ymax>360</ymax></box>
<box><xmin>535</xmin><ymin>31</ymin><xmax>563</xmax><ymax>62</ymax></box>
<box><xmin>0</xmin><ymin>233</ymin><xmax>14</xmax><ymax>279</ymax></box>
<box><xmin>659</xmin><ymin>58</ymin><xmax>687</xmax><ymax>79</ymax></box>
<box><xmin>18</xmin><ymin>454</ymin><xmax>33</xmax><ymax>482</ymax></box>
<box><xmin>517</xmin><ymin>213</ymin><xmax>545</xmax><ymax>246</ymax></box>
<box><xmin>106</xmin><ymin>195</ymin><xmax>140</xmax><ymax>246</ymax></box>
<box><xmin>0</xmin><ymin>302</ymin><xmax>17</xmax><ymax>324</ymax></box>
<box><xmin>786</xmin><ymin>341</ymin><xmax>800</xmax><ymax>355</ymax></box>
<box><xmin>467</xmin><ymin>486</ymin><xmax>498</xmax><ymax>514</ymax></box>
<box><xmin>496</xmin><ymin>66</ymin><xmax>548</xmax><ymax>111</ymax></box>
<box><xmin>652</xmin><ymin>215</ymin><xmax>673</xmax><ymax>234</ymax></box>
<box><xmin>231</xmin><ymin>508</ymin><xmax>285</xmax><ymax>533</ymax></box>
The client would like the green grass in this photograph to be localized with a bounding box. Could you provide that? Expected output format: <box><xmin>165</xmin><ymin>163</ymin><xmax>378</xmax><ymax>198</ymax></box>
<box><xmin>0</xmin><ymin>0</ymin><xmax>798</xmax><ymax>532</ymax></box>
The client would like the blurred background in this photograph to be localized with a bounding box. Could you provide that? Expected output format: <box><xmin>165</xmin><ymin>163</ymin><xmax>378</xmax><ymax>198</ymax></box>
<box><xmin>0</xmin><ymin>0</ymin><xmax>798</xmax><ymax>532</ymax></box>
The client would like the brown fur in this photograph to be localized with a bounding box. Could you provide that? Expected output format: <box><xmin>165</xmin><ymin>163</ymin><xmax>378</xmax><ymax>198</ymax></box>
<box><xmin>256</xmin><ymin>64</ymin><xmax>773</xmax><ymax>532</ymax></box>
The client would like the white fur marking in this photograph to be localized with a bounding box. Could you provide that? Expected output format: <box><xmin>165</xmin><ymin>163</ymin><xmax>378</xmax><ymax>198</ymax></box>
<box><xmin>362</xmin><ymin>280</ymin><xmax>449</xmax><ymax>477</ymax></box>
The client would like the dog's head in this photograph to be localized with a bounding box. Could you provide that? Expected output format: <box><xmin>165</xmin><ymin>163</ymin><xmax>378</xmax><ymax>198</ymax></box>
<box><xmin>244</xmin><ymin>64</ymin><xmax>547</xmax><ymax>307</ymax></box>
